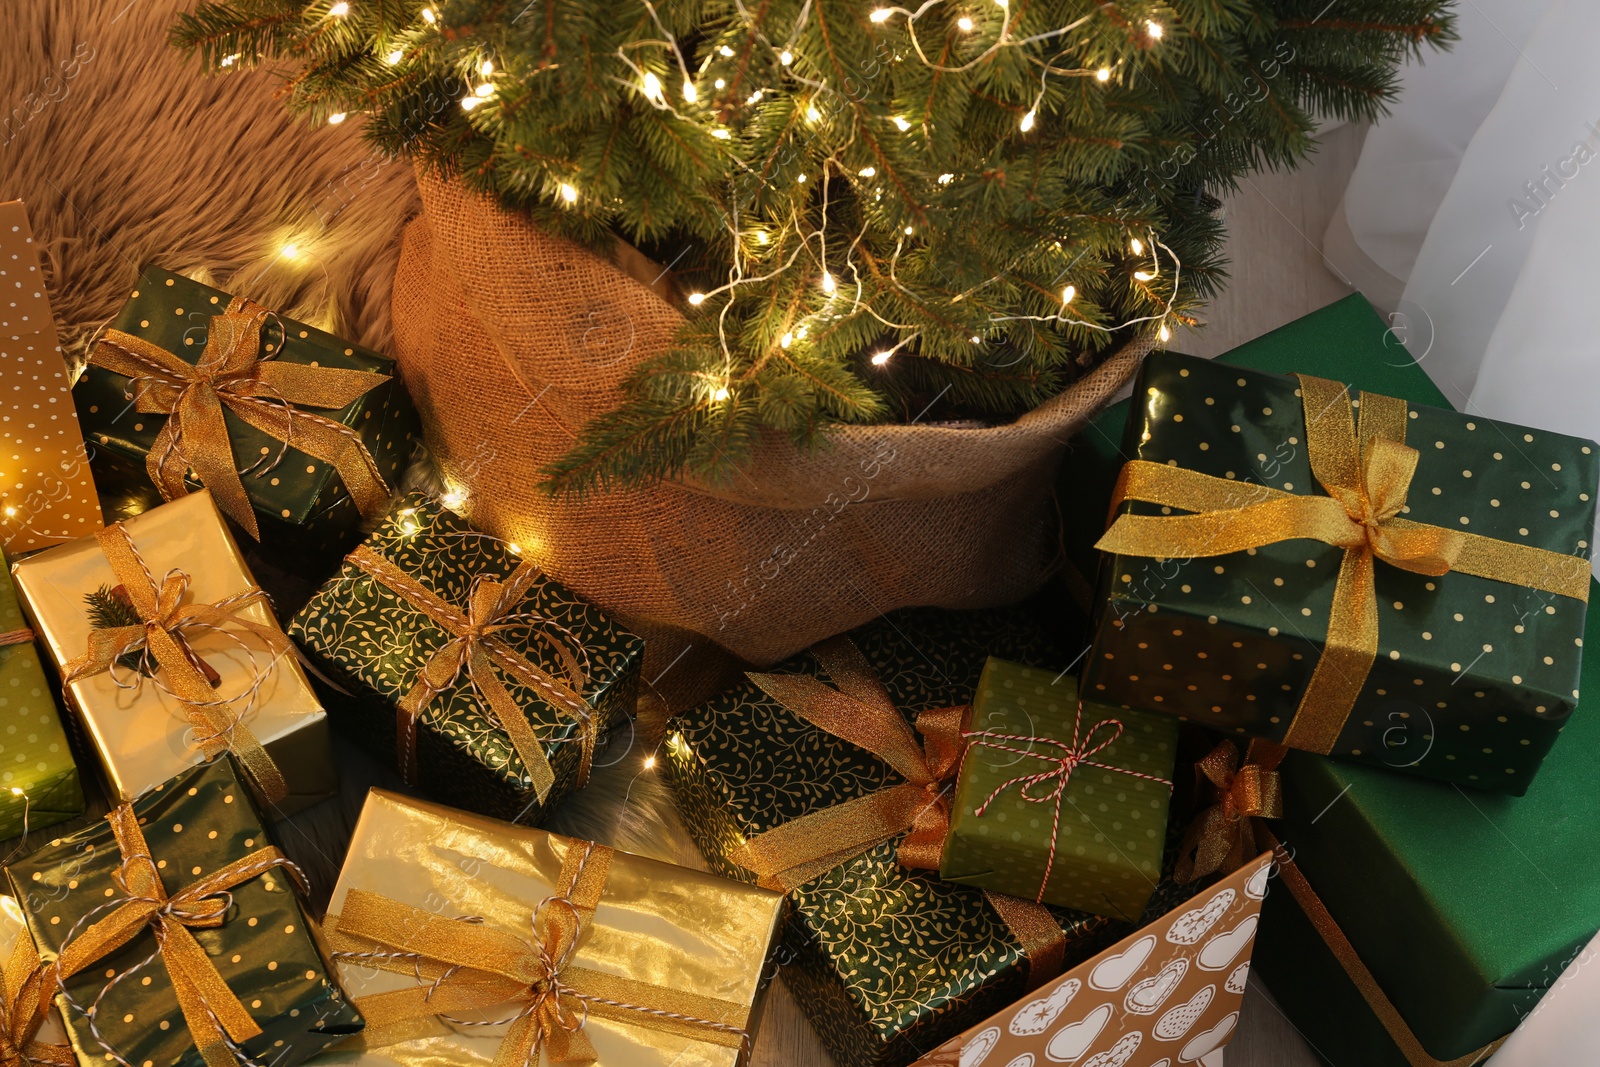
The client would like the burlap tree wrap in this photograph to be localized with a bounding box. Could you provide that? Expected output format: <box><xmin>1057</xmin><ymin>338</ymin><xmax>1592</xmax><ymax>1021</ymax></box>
<box><xmin>390</xmin><ymin>171</ymin><xmax>1149</xmax><ymax>689</ymax></box>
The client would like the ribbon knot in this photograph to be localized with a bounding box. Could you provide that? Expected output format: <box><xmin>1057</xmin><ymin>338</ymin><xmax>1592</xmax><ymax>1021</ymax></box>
<box><xmin>0</xmin><ymin>938</ymin><xmax>72</xmax><ymax>1067</ymax></box>
<box><xmin>88</xmin><ymin>295</ymin><xmax>393</xmax><ymax>541</ymax></box>
<box><xmin>1175</xmin><ymin>740</ymin><xmax>1286</xmax><ymax>884</ymax></box>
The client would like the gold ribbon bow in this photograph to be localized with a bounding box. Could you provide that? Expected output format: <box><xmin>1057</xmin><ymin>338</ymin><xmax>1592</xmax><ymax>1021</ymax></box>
<box><xmin>328</xmin><ymin>839</ymin><xmax>751</xmax><ymax>1065</ymax></box>
<box><xmin>0</xmin><ymin>937</ymin><xmax>71</xmax><ymax>1067</ymax></box>
<box><xmin>1174</xmin><ymin>739</ymin><xmax>1285</xmax><ymax>884</ymax></box>
<box><xmin>52</xmin><ymin>803</ymin><xmax>307</xmax><ymax>1067</ymax></box>
<box><xmin>346</xmin><ymin>545</ymin><xmax>594</xmax><ymax>801</ymax></box>
<box><xmin>1097</xmin><ymin>374</ymin><xmax>1591</xmax><ymax>755</ymax></box>
<box><xmin>63</xmin><ymin>523</ymin><xmax>291</xmax><ymax>808</ymax></box>
<box><xmin>88</xmin><ymin>296</ymin><xmax>391</xmax><ymax>541</ymax></box>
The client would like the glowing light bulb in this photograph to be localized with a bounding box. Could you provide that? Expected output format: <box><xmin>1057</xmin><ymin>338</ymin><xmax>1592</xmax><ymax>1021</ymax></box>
<box><xmin>713</xmin><ymin>128</ymin><xmax>732</xmax><ymax>139</ymax></box>
<box><xmin>957</xmin><ymin>16</ymin><xmax>973</xmax><ymax>30</ymax></box>
<box><xmin>904</xmin><ymin>226</ymin><xmax>913</xmax><ymax>235</ymax></box>
<box><xmin>280</xmin><ymin>243</ymin><xmax>300</xmax><ymax>259</ymax></box>
<box><xmin>7</xmin><ymin>787</ymin><xmax>20</xmax><ymax>796</ymax></box>
<box><xmin>1019</xmin><ymin>109</ymin><xmax>1036</xmax><ymax>132</ymax></box>
<box><xmin>421</xmin><ymin>7</ymin><xmax>435</xmax><ymax>23</ymax></box>
<box><xmin>644</xmin><ymin>755</ymin><xmax>657</xmax><ymax>769</ymax></box>
<box><xmin>1147</xmin><ymin>20</ymin><xmax>1164</xmax><ymax>39</ymax></box>
<box><xmin>797</xmin><ymin>325</ymin><xmax>809</xmax><ymax>338</ymax></box>
<box><xmin>688</xmin><ymin>292</ymin><xmax>707</xmax><ymax>306</ymax></box>
<box><xmin>1134</xmin><ymin>270</ymin><xmax>1155</xmax><ymax>281</ymax></box>
<box><xmin>806</xmin><ymin>105</ymin><xmax>821</xmax><ymax>121</ymax></box>
<box><xmin>505</xmin><ymin>542</ymin><xmax>522</xmax><ymax>555</ymax></box>
<box><xmin>1096</xmin><ymin>67</ymin><xmax>1111</xmax><ymax>82</ymax></box>
<box><xmin>481</xmin><ymin>59</ymin><xmax>494</xmax><ymax>76</ymax></box>
<box><xmin>893</xmin><ymin>116</ymin><xmax>911</xmax><ymax>131</ymax></box>
<box><xmin>1130</xmin><ymin>237</ymin><xmax>1144</xmax><ymax>255</ymax></box>
<box><xmin>3</xmin><ymin>507</ymin><xmax>14</xmax><ymax>518</ymax></box>
<box><xmin>560</xmin><ymin>183</ymin><xmax>578</xmax><ymax>203</ymax></box>
<box><xmin>329</xmin><ymin>1</ymin><xmax>349</xmax><ymax>15</ymax></box>
<box><xmin>995</xmin><ymin>0</ymin><xmax>1008</xmax><ymax>8</ymax></box>
<box><xmin>753</xmin><ymin>230</ymin><xmax>769</xmax><ymax>245</ymax></box>
<box><xmin>870</xmin><ymin>8</ymin><xmax>893</xmax><ymax>22</ymax></box>
<box><xmin>327</xmin><ymin>111</ymin><xmax>347</xmax><ymax>125</ymax></box>
<box><xmin>970</xmin><ymin>335</ymin><xmax>981</xmax><ymax>343</ymax></box>
<box><xmin>797</xmin><ymin>172</ymin><xmax>807</xmax><ymax>182</ymax></box>
<box><xmin>1062</xmin><ymin>284</ymin><xmax>1076</xmax><ymax>305</ymax></box>
<box><xmin>859</xmin><ymin>166</ymin><xmax>877</xmax><ymax>177</ymax></box>
<box><xmin>720</xmin><ymin>45</ymin><xmax>735</xmax><ymax>57</ymax></box>
<box><xmin>870</xmin><ymin>350</ymin><xmax>892</xmax><ymax>366</ymax></box>
<box><xmin>441</xmin><ymin>488</ymin><xmax>467</xmax><ymax>509</ymax></box>
<box><xmin>642</xmin><ymin>72</ymin><xmax>663</xmax><ymax>102</ymax></box>
<box><xmin>780</xmin><ymin>332</ymin><xmax>795</xmax><ymax>348</ymax></box>
<box><xmin>747</xmin><ymin>91</ymin><xmax>763</xmax><ymax>105</ymax></box>
<box><xmin>401</xmin><ymin>521</ymin><xmax>419</xmax><ymax>536</ymax></box>
<box><xmin>780</xmin><ymin>50</ymin><xmax>794</xmax><ymax>65</ymax></box>
<box><xmin>1158</xmin><ymin>323</ymin><xmax>1172</xmax><ymax>342</ymax></box>
<box><xmin>715</xmin><ymin>78</ymin><xmax>726</xmax><ymax>89</ymax></box>
<box><xmin>461</xmin><ymin>96</ymin><xmax>481</xmax><ymax>110</ymax></box>
<box><xmin>385</xmin><ymin>49</ymin><xmax>403</xmax><ymax>64</ymax></box>
<box><xmin>475</xmin><ymin>83</ymin><xmax>494</xmax><ymax>97</ymax></box>
<box><xmin>220</xmin><ymin>53</ymin><xmax>239</xmax><ymax>67</ymax></box>
<box><xmin>713</xmin><ymin>386</ymin><xmax>730</xmax><ymax>401</ymax></box>
<box><xmin>683</xmin><ymin>78</ymin><xmax>698</xmax><ymax>102</ymax></box>
<box><xmin>821</xmin><ymin>271</ymin><xmax>837</xmax><ymax>294</ymax></box>
<box><xmin>938</xmin><ymin>172</ymin><xmax>955</xmax><ymax>184</ymax></box>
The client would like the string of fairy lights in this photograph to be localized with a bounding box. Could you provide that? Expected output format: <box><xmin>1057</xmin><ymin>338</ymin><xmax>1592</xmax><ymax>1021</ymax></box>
<box><xmin>258</xmin><ymin>1</ymin><xmax>1180</xmax><ymax>398</ymax></box>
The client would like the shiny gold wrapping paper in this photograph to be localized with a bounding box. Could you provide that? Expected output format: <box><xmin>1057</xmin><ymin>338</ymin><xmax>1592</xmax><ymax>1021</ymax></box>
<box><xmin>324</xmin><ymin>790</ymin><xmax>786</xmax><ymax>1067</ymax></box>
<box><xmin>10</xmin><ymin>491</ymin><xmax>335</xmax><ymax>816</ymax></box>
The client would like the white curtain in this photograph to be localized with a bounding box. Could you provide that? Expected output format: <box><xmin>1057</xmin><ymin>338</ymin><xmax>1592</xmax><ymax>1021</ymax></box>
<box><xmin>1326</xmin><ymin>0</ymin><xmax>1600</xmax><ymax>555</ymax></box>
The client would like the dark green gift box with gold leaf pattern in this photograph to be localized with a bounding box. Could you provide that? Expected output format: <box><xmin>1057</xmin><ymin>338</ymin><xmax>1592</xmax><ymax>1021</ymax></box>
<box><xmin>939</xmin><ymin>658</ymin><xmax>1176</xmax><ymax>919</ymax></box>
<box><xmin>666</xmin><ymin>607</ymin><xmax>1190</xmax><ymax>1067</ymax></box>
<box><xmin>6</xmin><ymin>757</ymin><xmax>361</xmax><ymax>1067</ymax></box>
<box><xmin>289</xmin><ymin>492</ymin><xmax>644</xmax><ymax>825</ymax></box>
<box><xmin>1082</xmin><ymin>347</ymin><xmax>1598</xmax><ymax>794</ymax></box>
<box><xmin>75</xmin><ymin>266</ymin><xmax>419</xmax><ymax>569</ymax></box>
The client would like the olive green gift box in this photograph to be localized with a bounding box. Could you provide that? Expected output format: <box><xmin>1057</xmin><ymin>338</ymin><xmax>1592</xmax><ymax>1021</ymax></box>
<box><xmin>5</xmin><ymin>757</ymin><xmax>361</xmax><ymax>1067</ymax></box>
<box><xmin>289</xmin><ymin>492</ymin><xmax>644</xmax><ymax>825</ymax></box>
<box><xmin>666</xmin><ymin>607</ymin><xmax>1190</xmax><ymax>1067</ymax></box>
<box><xmin>1081</xmin><ymin>338</ymin><xmax>1598</xmax><ymax>794</ymax></box>
<box><xmin>74</xmin><ymin>266</ymin><xmax>420</xmax><ymax>568</ymax></box>
<box><xmin>939</xmin><ymin>658</ymin><xmax>1176</xmax><ymax>919</ymax></box>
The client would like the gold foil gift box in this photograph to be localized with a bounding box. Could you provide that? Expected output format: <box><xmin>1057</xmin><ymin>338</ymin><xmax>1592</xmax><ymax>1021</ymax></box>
<box><xmin>11</xmin><ymin>490</ymin><xmax>336</xmax><ymax>817</ymax></box>
<box><xmin>322</xmin><ymin>789</ymin><xmax>786</xmax><ymax>1066</ymax></box>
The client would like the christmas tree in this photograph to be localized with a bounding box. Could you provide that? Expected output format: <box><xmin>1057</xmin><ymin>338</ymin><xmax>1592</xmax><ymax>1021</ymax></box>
<box><xmin>172</xmin><ymin>1</ymin><xmax>1453</xmax><ymax>491</ymax></box>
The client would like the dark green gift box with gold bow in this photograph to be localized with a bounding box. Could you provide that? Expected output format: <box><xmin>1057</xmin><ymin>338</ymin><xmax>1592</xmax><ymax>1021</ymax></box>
<box><xmin>1082</xmin><ymin>342</ymin><xmax>1598</xmax><ymax>794</ymax></box>
<box><xmin>288</xmin><ymin>492</ymin><xmax>644</xmax><ymax>824</ymax></box>
<box><xmin>75</xmin><ymin>266</ymin><xmax>419</xmax><ymax>569</ymax></box>
<box><xmin>6</xmin><ymin>757</ymin><xmax>361</xmax><ymax>1067</ymax></box>
<box><xmin>666</xmin><ymin>607</ymin><xmax>1192</xmax><ymax>1067</ymax></box>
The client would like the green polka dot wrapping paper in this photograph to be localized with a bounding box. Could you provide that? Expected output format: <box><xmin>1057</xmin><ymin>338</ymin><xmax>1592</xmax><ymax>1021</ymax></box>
<box><xmin>74</xmin><ymin>266</ymin><xmax>420</xmax><ymax>574</ymax></box>
<box><xmin>289</xmin><ymin>492</ymin><xmax>644</xmax><ymax>826</ymax></box>
<box><xmin>939</xmin><ymin>658</ymin><xmax>1176</xmax><ymax>920</ymax></box>
<box><xmin>666</xmin><ymin>607</ymin><xmax>1195</xmax><ymax>1067</ymax></box>
<box><xmin>1082</xmin><ymin>348</ymin><xmax>1598</xmax><ymax>794</ymax></box>
<box><xmin>0</xmin><ymin>543</ymin><xmax>81</xmax><ymax>841</ymax></box>
<box><xmin>5</xmin><ymin>757</ymin><xmax>361</xmax><ymax>1067</ymax></box>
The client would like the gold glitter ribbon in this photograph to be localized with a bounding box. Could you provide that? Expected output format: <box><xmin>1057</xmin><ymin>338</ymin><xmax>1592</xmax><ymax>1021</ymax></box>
<box><xmin>62</xmin><ymin>523</ymin><xmax>291</xmax><ymax>808</ymax></box>
<box><xmin>88</xmin><ymin>296</ymin><xmax>391</xmax><ymax>541</ymax></box>
<box><xmin>328</xmin><ymin>838</ymin><xmax>751</xmax><ymax>1065</ymax></box>
<box><xmin>346</xmin><ymin>545</ymin><xmax>593</xmax><ymax>800</ymax></box>
<box><xmin>1097</xmin><ymin>374</ymin><xmax>1591</xmax><ymax>755</ymax></box>
<box><xmin>1260</xmin><ymin>830</ymin><xmax>1506</xmax><ymax>1067</ymax></box>
<box><xmin>1174</xmin><ymin>740</ymin><xmax>1285</xmax><ymax>884</ymax></box>
<box><xmin>51</xmin><ymin>802</ymin><xmax>307</xmax><ymax>1067</ymax></box>
<box><xmin>0</xmin><ymin>936</ymin><xmax>71</xmax><ymax>1067</ymax></box>
<box><xmin>726</xmin><ymin>637</ymin><xmax>1068</xmax><ymax>989</ymax></box>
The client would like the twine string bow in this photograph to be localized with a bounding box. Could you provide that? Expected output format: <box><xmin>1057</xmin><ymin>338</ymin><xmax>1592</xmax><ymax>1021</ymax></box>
<box><xmin>1174</xmin><ymin>740</ymin><xmax>1286</xmax><ymax>884</ymax></box>
<box><xmin>1097</xmin><ymin>374</ymin><xmax>1590</xmax><ymax>754</ymax></box>
<box><xmin>346</xmin><ymin>546</ymin><xmax>593</xmax><ymax>800</ymax></box>
<box><xmin>329</xmin><ymin>840</ymin><xmax>751</xmax><ymax>1066</ymax></box>
<box><xmin>62</xmin><ymin>523</ymin><xmax>291</xmax><ymax>807</ymax></box>
<box><xmin>964</xmin><ymin>704</ymin><xmax>1174</xmax><ymax>904</ymax></box>
<box><xmin>51</xmin><ymin>803</ymin><xmax>308</xmax><ymax>1067</ymax></box>
<box><xmin>88</xmin><ymin>296</ymin><xmax>392</xmax><ymax>540</ymax></box>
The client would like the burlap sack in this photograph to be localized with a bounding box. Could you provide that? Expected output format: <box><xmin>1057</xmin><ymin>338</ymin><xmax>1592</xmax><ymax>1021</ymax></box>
<box><xmin>391</xmin><ymin>171</ymin><xmax>1147</xmax><ymax>694</ymax></box>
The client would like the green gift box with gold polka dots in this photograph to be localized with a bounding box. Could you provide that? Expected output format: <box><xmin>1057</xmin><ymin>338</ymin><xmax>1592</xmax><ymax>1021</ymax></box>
<box><xmin>940</xmin><ymin>658</ymin><xmax>1176</xmax><ymax>920</ymax></box>
<box><xmin>1083</xmin><ymin>348</ymin><xmax>1599</xmax><ymax>794</ymax></box>
<box><xmin>0</xmin><ymin>544</ymin><xmax>82</xmax><ymax>840</ymax></box>
<box><xmin>74</xmin><ymin>266</ymin><xmax>419</xmax><ymax>571</ymax></box>
<box><xmin>5</xmin><ymin>757</ymin><xmax>362</xmax><ymax>1067</ymax></box>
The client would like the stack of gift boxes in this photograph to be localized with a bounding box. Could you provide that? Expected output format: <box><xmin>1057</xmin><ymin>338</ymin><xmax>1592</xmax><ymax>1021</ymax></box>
<box><xmin>0</xmin><ymin>194</ymin><xmax>1592</xmax><ymax>1067</ymax></box>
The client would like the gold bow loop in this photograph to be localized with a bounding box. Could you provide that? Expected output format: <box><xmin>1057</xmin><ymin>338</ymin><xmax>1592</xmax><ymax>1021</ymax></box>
<box><xmin>0</xmin><ymin>937</ymin><xmax>72</xmax><ymax>1067</ymax></box>
<box><xmin>1175</xmin><ymin>740</ymin><xmax>1286</xmax><ymax>884</ymax></box>
<box><xmin>62</xmin><ymin>523</ymin><xmax>291</xmax><ymax>808</ymax></box>
<box><xmin>52</xmin><ymin>804</ymin><xmax>308</xmax><ymax>1067</ymax></box>
<box><xmin>1098</xmin><ymin>374</ymin><xmax>1591</xmax><ymax>755</ymax></box>
<box><xmin>328</xmin><ymin>840</ymin><xmax>751</xmax><ymax>1066</ymax></box>
<box><xmin>89</xmin><ymin>295</ymin><xmax>392</xmax><ymax>540</ymax></box>
<box><xmin>347</xmin><ymin>546</ymin><xmax>594</xmax><ymax>801</ymax></box>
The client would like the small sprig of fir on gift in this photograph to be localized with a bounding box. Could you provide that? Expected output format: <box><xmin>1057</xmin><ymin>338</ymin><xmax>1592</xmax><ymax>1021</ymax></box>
<box><xmin>84</xmin><ymin>585</ymin><xmax>222</xmax><ymax>686</ymax></box>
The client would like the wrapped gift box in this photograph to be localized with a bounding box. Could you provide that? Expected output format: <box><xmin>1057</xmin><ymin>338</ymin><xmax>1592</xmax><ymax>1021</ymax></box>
<box><xmin>322</xmin><ymin>788</ymin><xmax>785</xmax><ymax>1066</ymax></box>
<box><xmin>667</xmin><ymin>607</ymin><xmax>1193</xmax><ymax>1067</ymax></box>
<box><xmin>911</xmin><ymin>852</ymin><xmax>1269</xmax><ymax>1067</ymax></box>
<box><xmin>6</xmin><ymin>758</ymin><xmax>362</xmax><ymax>1067</ymax></box>
<box><xmin>939</xmin><ymin>658</ymin><xmax>1177</xmax><ymax>919</ymax></box>
<box><xmin>75</xmin><ymin>266</ymin><xmax>419</xmax><ymax>568</ymax></box>
<box><xmin>289</xmin><ymin>493</ymin><xmax>643</xmax><ymax>823</ymax></box>
<box><xmin>1082</xmin><ymin>340</ymin><xmax>1597</xmax><ymax>793</ymax></box>
<box><xmin>12</xmin><ymin>490</ymin><xmax>335</xmax><ymax>817</ymax></box>
<box><xmin>0</xmin><ymin>201</ymin><xmax>104</xmax><ymax>554</ymax></box>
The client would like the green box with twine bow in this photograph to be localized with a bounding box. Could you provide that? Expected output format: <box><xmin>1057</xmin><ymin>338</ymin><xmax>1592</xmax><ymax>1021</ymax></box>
<box><xmin>1082</xmin><ymin>348</ymin><xmax>1598</xmax><ymax>794</ymax></box>
<box><xmin>939</xmin><ymin>658</ymin><xmax>1177</xmax><ymax>919</ymax></box>
<box><xmin>75</xmin><ymin>266</ymin><xmax>419</xmax><ymax>572</ymax></box>
<box><xmin>6</xmin><ymin>757</ymin><xmax>361</xmax><ymax>1067</ymax></box>
<box><xmin>666</xmin><ymin>607</ymin><xmax>1194</xmax><ymax>1067</ymax></box>
<box><xmin>288</xmin><ymin>492</ymin><xmax>644</xmax><ymax>824</ymax></box>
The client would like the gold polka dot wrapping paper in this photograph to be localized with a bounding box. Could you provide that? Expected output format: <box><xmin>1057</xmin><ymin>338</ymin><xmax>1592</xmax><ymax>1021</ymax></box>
<box><xmin>1082</xmin><ymin>349</ymin><xmax>1598</xmax><ymax>794</ymax></box>
<box><xmin>939</xmin><ymin>658</ymin><xmax>1177</xmax><ymax>921</ymax></box>
<box><xmin>0</xmin><ymin>201</ymin><xmax>104</xmax><ymax>555</ymax></box>
<box><xmin>4</xmin><ymin>758</ymin><xmax>361</xmax><ymax>1067</ymax></box>
<box><xmin>73</xmin><ymin>266</ymin><xmax>420</xmax><ymax>572</ymax></box>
